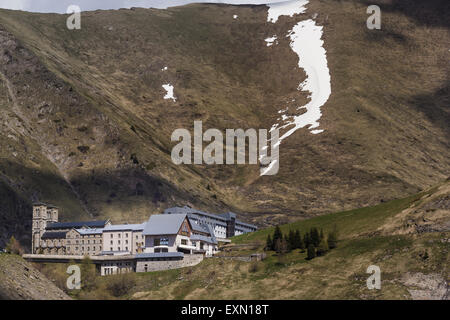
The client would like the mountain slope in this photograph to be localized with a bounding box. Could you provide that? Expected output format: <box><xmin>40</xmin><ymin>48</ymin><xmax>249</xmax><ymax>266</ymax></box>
<box><xmin>0</xmin><ymin>253</ymin><xmax>71</xmax><ymax>299</ymax></box>
<box><xmin>37</xmin><ymin>181</ymin><xmax>449</xmax><ymax>300</ymax></box>
<box><xmin>0</xmin><ymin>0</ymin><xmax>448</xmax><ymax>247</ymax></box>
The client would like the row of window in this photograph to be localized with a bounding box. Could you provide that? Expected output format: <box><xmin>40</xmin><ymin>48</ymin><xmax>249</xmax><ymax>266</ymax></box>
<box><xmin>108</xmin><ymin>233</ymin><xmax>144</xmax><ymax>238</ymax></box>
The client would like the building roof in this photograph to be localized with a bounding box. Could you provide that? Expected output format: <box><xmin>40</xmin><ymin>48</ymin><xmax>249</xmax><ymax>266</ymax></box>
<box><xmin>103</xmin><ymin>223</ymin><xmax>146</xmax><ymax>232</ymax></box>
<box><xmin>135</xmin><ymin>252</ymin><xmax>184</xmax><ymax>259</ymax></box>
<box><xmin>76</xmin><ymin>228</ymin><xmax>104</xmax><ymax>235</ymax></box>
<box><xmin>46</xmin><ymin>220</ymin><xmax>109</xmax><ymax>230</ymax></box>
<box><xmin>190</xmin><ymin>234</ymin><xmax>217</xmax><ymax>245</ymax></box>
<box><xmin>165</xmin><ymin>206</ymin><xmax>228</xmax><ymax>221</ymax></box>
<box><xmin>41</xmin><ymin>231</ymin><xmax>67</xmax><ymax>239</ymax></box>
<box><xmin>32</xmin><ymin>202</ymin><xmax>58</xmax><ymax>209</ymax></box>
<box><xmin>165</xmin><ymin>206</ymin><xmax>257</xmax><ymax>230</ymax></box>
<box><xmin>143</xmin><ymin>214</ymin><xmax>187</xmax><ymax>236</ymax></box>
<box><xmin>235</xmin><ymin>220</ymin><xmax>257</xmax><ymax>229</ymax></box>
<box><xmin>189</xmin><ymin>219</ymin><xmax>210</xmax><ymax>234</ymax></box>
<box><xmin>99</xmin><ymin>251</ymin><xmax>131</xmax><ymax>256</ymax></box>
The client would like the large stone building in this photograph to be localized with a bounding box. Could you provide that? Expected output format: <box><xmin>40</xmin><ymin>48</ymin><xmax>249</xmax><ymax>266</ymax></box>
<box><xmin>30</xmin><ymin>203</ymin><xmax>257</xmax><ymax>275</ymax></box>
<box><xmin>102</xmin><ymin>223</ymin><xmax>146</xmax><ymax>255</ymax></box>
<box><xmin>32</xmin><ymin>203</ymin><xmax>110</xmax><ymax>254</ymax></box>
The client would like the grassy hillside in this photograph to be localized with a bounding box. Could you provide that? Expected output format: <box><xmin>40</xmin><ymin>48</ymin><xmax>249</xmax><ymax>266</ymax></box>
<box><xmin>37</xmin><ymin>182</ymin><xmax>449</xmax><ymax>300</ymax></box>
<box><xmin>0</xmin><ymin>0</ymin><xmax>448</xmax><ymax>247</ymax></box>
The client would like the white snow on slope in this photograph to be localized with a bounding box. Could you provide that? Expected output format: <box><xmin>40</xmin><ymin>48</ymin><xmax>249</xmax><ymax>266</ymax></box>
<box><xmin>267</xmin><ymin>0</ymin><xmax>308</xmax><ymax>23</ymax></box>
<box><xmin>265</xmin><ymin>36</ymin><xmax>278</xmax><ymax>46</ymax></box>
<box><xmin>261</xmin><ymin>0</ymin><xmax>331</xmax><ymax>175</ymax></box>
<box><xmin>274</xmin><ymin>19</ymin><xmax>331</xmax><ymax>141</ymax></box>
<box><xmin>266</xmin><ymin>0</ymin><xmax>331</xmax><ymax>144</ymax></box>
<box><xmin>162</xmin><ymin>84</ymin><xmax>176</xmax><ymax>101</ymax></box>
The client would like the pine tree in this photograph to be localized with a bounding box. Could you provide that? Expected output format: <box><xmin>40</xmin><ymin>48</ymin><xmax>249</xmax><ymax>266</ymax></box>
<box><xmin>306</xmin><ymin>244</ymin><xmax>316</xmax><ymax>260</ymax></box>
<box><xmin>310</xmin><ymin>227</ymin><xmax>320</xmax><ymax>247</ymax></box>
<box><xmin>266</xmin><ymin>234</ymin><xmax>273</xmax><ymax>251</ymax></box>
<box><xmin>272</xmin><ymin>225</ymin><xmax>283</xmax><ymax>251</ymax></box>
<box><xmin>294</xmin><ymin>230</ymin><xmax>303</xmax><ymax>249</ymax></box>
<box><xmin>303</xmin><ymin>232</ymin><xmax>310</xmax><ymax>249</ymax></box>
<box><xmin>275</xmin><ymin>237</ymin><xmax>288</xmax><ymax>255</ymax></box>
<box><xmin>316</xmin><ymin>238</ymin><xmax>329</xmax><ymax>256</ymax></box>
<box><xmin>327</xmin><ymin>225</ymin><xmax>338</xmax><ymax>250</ymax></box>
<box><xmin>287</xmin><ymin>230</ymin><xmax>295</xmax><ymax>250</ymax></box>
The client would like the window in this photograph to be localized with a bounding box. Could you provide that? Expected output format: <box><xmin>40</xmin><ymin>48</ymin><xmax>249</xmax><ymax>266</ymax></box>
<box><xmin>160</xmin><ymin>237</ymin><xmax>169</xmax><ymax>246</ymax></box>
<box><xmin>125</xmin><ymin>247</ymin><xmax>128</xmax><ymax>251</ymax></box>
<box><xmin>181</xmin><ymin>239</ymin><xmax>187</xmax><ymax>245</ymax></box>
<box><xmin>111</xmin><ymin>234</ymin><xmax>113</xmax><ymax>238</ymax></box>
<box><xmin>125</xmin><ymin>233</ymin><xmax>128</xmax><ymax>238</ymax></box>
<box><xmin>110</xmin><ymin>240</ymin><xmax>113</xmax><ymax>245</ymax></box>
<box><xmin>110</xmin><ymin>247</ymin><xmax>113</xmax><ymax>251</ymax></box>
<box><xmin>118</xmin><ymin>240</ymin><xmax>121</xmax><ymax>244</ymax></box>
<box><xmin>125</xmin><ymin>240</ymin><xmax>128</xmax><ymax>244</ymax></box>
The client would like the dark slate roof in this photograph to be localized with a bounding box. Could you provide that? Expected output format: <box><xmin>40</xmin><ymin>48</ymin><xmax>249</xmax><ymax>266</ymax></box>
<box><xmin>235</xmin><ymin>220</ymin><xmax>258</xmax><ymax>229</ymax></box>
<box><xmin>189</xmin><ymin>219</ymin><xmax>210</xmax><ymax>234</ymax></box>
<box><xmin>165</xmin><ymin>207</ymin><xmax>257</xmax><ymax>230</ymax></box>
<box><xmin>164</xmin><ymin>206</ymin><xmax>228</xmax><ymax>221</ymax></box>
<box><xmin>41</xmin><ymin>231</ymin><xmax>67</xmax><ymax>239</ymax></box>
<box><xmin>190</xmin><ymin>234</ymin><xmax>217</xmax><ymax>245</ymax></box>
<box><xmin>135</xmin><ymin>252</ymin><xmax>184</xmax><ymax>259</ymax></box>
<box><xmin>143</xmin><ymin>214</ymin><xmax>187</xmax><ymax>236</ymax></box>
<box><xmin>46</xmin><ymin>220</ymin><xmax>109</xmax><ymax>230</ymax></box>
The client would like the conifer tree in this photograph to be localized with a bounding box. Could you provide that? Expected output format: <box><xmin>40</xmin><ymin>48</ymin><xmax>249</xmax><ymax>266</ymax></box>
<box><xmin>266</xmin><ymin>234</ymin><xmax>273</xmax><ymax>251</ymax></box>
<box><xmin>287</xmin><ymin>230</ymin><xmax>295</xmax><ymax>250</ymax></box>
<box><xmin>310</xmin><ymin>227</ymin><xmax>320</xmax><ymax>247</ymax></box>
<box><xmin>327</xmin><ymin>225</ymin><xmax>338</xmax><ymax>249</ymax></box>
<box><xmin>272</xmin><ymin>225</ymin><xmax>283</xmax><ymax>251</ymax></box>
<box><xmin>303</xmin><ymin>232</ymin><xmax>310</xmax><ymax>249</ymax></box>
<box><xmin>306</xmin><ymin>244</ymin><xmax>316</xmax><ymax>260</ymax></box>
<box><xmin>294</xmin><ymin>230</ymin><xmax>303</xmax><ymax>249</ymax></box>
<box><xmin>316</xmin><ymin>238</ymin><xmax>329</xmax><ymax>256</ymax></box>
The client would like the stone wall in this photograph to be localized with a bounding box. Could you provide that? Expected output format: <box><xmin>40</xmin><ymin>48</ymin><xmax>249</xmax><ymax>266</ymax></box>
<box><xmin>136</xmin><ymin>254</ymin><xmax>203</xmax><ymax>273</ymax></box>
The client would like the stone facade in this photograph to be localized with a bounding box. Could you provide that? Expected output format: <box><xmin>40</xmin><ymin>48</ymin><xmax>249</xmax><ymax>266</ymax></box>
<box><xmin>102</xmin><ymin>224</ymin><xmax>145</xmax><ymax>254</ymax></box>
<box><xmin>136</xmin><ymin>254</ymin><xmax>203</xmax><ymax>273</ymax></box>
<box><xmin>32</xmin><ymin>203</ymin><xmax>58</xmax><ymax>254</ymax></box>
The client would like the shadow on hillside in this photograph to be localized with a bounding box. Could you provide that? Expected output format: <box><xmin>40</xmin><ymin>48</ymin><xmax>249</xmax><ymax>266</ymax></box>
<box><xmin>0</xmin><ymin>161</ymin><xmax>208</xmax><ymax>250</ymax></box>
<box><xmin>340</xmin><ymin>0</ymin><xmax>450</xmax><ymax>29</ymax></box>
<box><xmin>410</xmin><ymin>81</ymin><xmax>450</xmax><ymax>138</ymax></box>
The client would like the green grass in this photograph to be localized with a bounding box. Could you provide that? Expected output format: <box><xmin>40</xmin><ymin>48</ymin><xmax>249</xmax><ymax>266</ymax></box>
<box><xmin>232</xmin><ymin>190</ymin><xmax>428</xmax><ymax>246</ymax></box>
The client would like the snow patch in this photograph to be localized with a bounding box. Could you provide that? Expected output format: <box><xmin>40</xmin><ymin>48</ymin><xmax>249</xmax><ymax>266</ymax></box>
<box><xmin>233</xmin><ymin>14</ymin><xmax>238</xmax><ymax>19</ymax></box>
<box><xmin>265</xmin><ymin>36</ymin><xmax>278</xmax><ymax>46</ymax></box>
<box><xmin>162</xmin><ymin>66</ymin><xmax>168</xmax><ymax>71</ymax></box>
<box><xmin>266</xmin><ymin>0</ymin><xmax>331</xmax><ymax>146</ymax></box>
<box><xmin>162</xmin><ymin>84</ymin><xmax>176</xmax><ymax>101</ymax></box>
<box><xmin>267</xmin><ymin>0</ymin><xmax>309</xmax><ymax>23</ymax></box>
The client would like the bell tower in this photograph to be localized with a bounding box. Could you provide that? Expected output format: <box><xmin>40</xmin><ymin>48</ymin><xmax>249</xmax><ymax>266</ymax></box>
<box><xmin>31</xmin><ymin>203</ymin><xmax>59</xmax><ymax>253</ymax></box>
